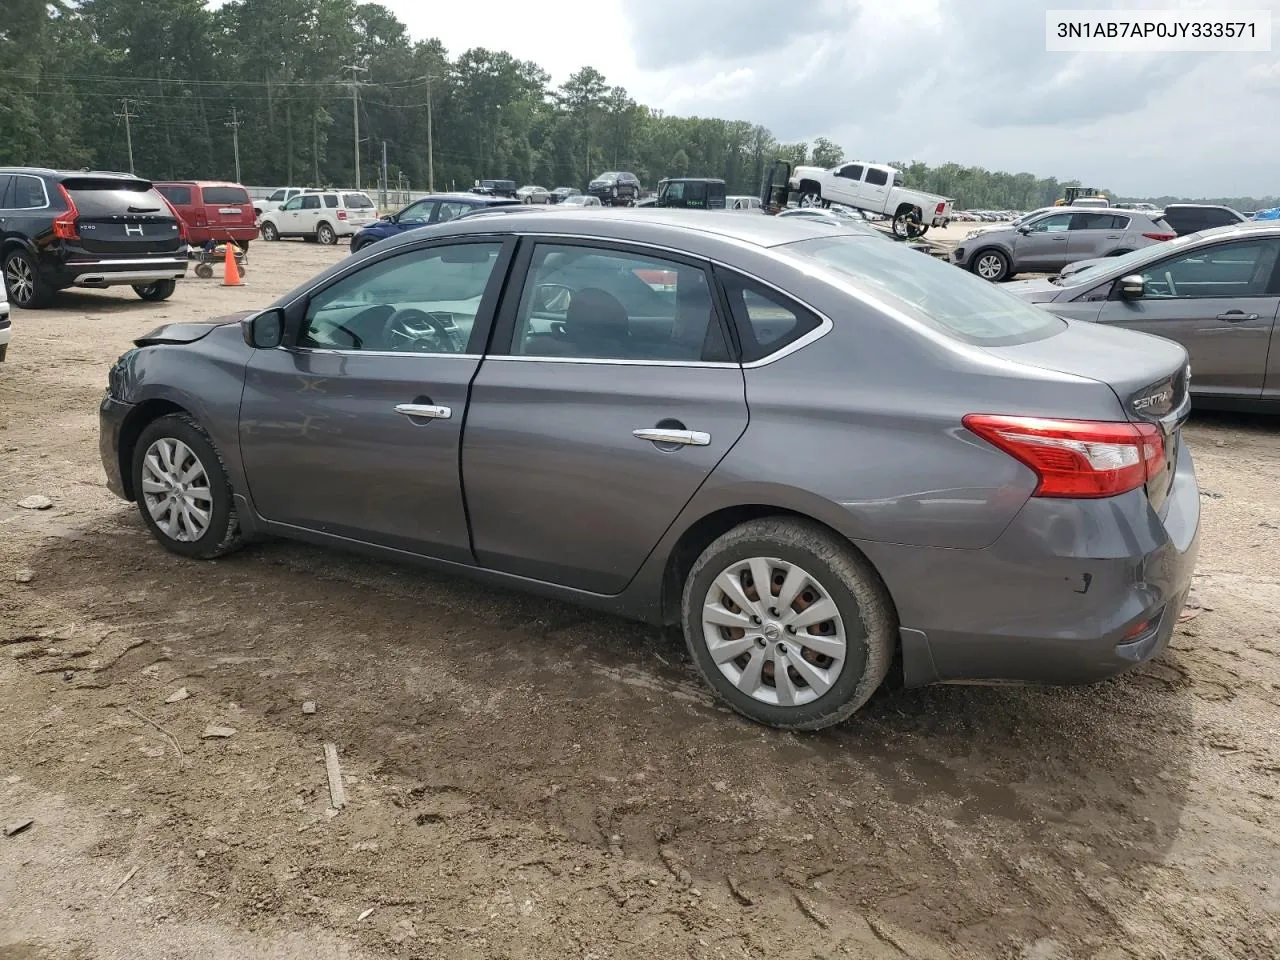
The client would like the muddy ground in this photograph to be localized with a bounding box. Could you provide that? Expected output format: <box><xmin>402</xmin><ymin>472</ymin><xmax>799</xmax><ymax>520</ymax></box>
<box><xmin>1</xmin><ymin>238</ymin><xmax>1277</xmax><ymax>960</ymax></box>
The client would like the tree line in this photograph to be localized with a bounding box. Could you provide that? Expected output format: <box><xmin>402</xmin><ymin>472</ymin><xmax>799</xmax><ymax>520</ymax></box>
<box><xmin>3</xmin><ymin>1</ymin><xmax>1275</xmax><ymax>213</ymax></box>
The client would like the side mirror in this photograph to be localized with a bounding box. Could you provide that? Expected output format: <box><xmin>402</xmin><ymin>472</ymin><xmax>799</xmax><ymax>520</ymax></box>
<box><xmin>380</xmin><ymin>213</ymin><xmax>394</xmax><ymax>222</ymax></box>
<box><xmin>241</xmin><ymin>308</ymin><xmax>285</xmax><ymax>349</ymax></box>
<box><xmin>532</xmin><ymin>283</ymin><xmax>572</xmax><ymax>314</ymax></box>
<box><xmin>1117</xmin><ymin>274</ymin><xmax>1146</xmax><ymax>300</ymax></box>
<box><xmin>1016</xmin><ymin>225</ymin><xmax>1031</xmax><ymax>235</ymax></box>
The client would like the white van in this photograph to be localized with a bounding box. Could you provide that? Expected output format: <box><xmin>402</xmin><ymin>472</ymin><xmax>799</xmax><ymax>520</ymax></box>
<box><xmin>257</xmin><ymin>191</ymin><xmax>379</xmax><ymax>245</ymax></box>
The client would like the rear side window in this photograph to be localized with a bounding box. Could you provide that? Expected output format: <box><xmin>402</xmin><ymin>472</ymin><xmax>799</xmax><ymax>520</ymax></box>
<box><xmin>323</xmin><ymin>195</ymin><xmax>338</xmax><ymax>208</ymax></box>
<box><xmin>11</xmin><ymin>175</ymin><xmax>48</xmax><ymax>209</ymax></box>
<box><xmin>343</xmin><ymin>193</ymin><xmax>374</xmax><ymax>209</ymax></box>
<box><xmin>158</xmin><ymin>185</ymin><xmax>194</xmax><ymax>205</ymax></box>
<box><xmin>62</xmin><ymin>178</ymin><xmax>168</xmax><ymax>217</ymax></box>
<box><xmin>717</xmin><ymin>270</ymin><xmax>821</xmax><ymax>363</ymax></box>
<box><xmin>201</xmin><ymin>186</ymin><xmax>249</xmax><ymax>204</ymax></box>
<box><xmin>865</xmin><ymin>167</ymin><xmax>888</xmax><ymax>186</ymax></box>
<box><xmin>784</xmin><ymin>234</ymin><xmax>1065</xmax><ymax>346</ymax></box>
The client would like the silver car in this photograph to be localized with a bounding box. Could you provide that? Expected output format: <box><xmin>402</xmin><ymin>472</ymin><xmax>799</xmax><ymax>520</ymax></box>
<box><xmin>953</xmin><ymin>208</ymin><xmax>1175</xmax><ymax>281</ymax></box>
<box><xmin>1006</xmin><ymin>222</ymin><xmax>1280</xmax><ymax>406</ymax></box>
<box><xmin>99</xmin><ymin>209</ymin><xmax>1199</xmax><ymax>730</ymax></box>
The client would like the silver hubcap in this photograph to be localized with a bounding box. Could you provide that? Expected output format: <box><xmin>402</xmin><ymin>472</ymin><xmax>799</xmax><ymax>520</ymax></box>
<box><xmin>141</xmin><ymin>438</ymin><xmax>213</xmax><ymax>542</ymax></box>
<box><xmin>320</xmin><ymin>227</ymin><xmax>333</xmax><ymax>243</ymax></box>
<box><xmin>5</xmin><ymin>257</ymin><xmax>34</xmax><ymax>304</ymax></box>
<box><xmin>701</xmin><ymin>557</ymin><xmax>847</xmax><ymax>707</ymax></box>
<box><xmin>976</xmin><ymin>254</ymin><xmax>1003</xmax><ymax>279</ymax></box>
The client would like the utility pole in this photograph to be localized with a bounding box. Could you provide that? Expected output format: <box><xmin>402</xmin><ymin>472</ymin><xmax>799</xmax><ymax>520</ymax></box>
<box><xmin>225</xmin><ymin>106</ymin><xmax>243</xmax><ymax>183</ymax></box>
<box><xmin>115</xmin><ymin>99</ymin><xmax>138</xmax><ymax>175</ymax></box>
<box><xmin>341</xmin><ymin>62</ymin><xmax>368</xmax><ymax>189</ymax></box>
<box><xmin>380</xmin><ymin>139</ymin><xmax>388</xmax><ymax>208</ymax></box>
<box><xmin>425</xmin><ymin>74</ymin><xmax>436</xmax><ymax>193</ymax></box>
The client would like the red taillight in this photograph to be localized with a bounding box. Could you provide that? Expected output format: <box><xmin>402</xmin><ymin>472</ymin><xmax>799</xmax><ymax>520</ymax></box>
<box><xmin>53</xmin><ymin>184</ymin><xmax>79</xmax><ymax>240</ymax></box>
<box><xmin>337</xmin><ymin>209</ymin><xmax>348</xmax><ymax>220</ymax></box>
<box><xmin>963</xmin><ymin>414</ymin><xmax>1165</xmax><ymax>499</ymax></box>
<box><xmin>1142</xmin><ymin>232</ymin><xmax>1175</xmax><ymax>241</ymax></box>
<box><xmin>157</xmin><ymin>194</ymin><xmax>188</xmax><ymax>241</ymax></box>
<box><xmin>935</xmin><ymin>202</ymin><xmax>946</xmax><ymax>215</ymax></box>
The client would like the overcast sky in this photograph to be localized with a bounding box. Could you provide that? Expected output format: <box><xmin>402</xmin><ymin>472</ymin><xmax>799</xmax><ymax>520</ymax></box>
<box><xmin>227</xmin><ymin>0</ymin><xmax>1280</xmax><ymax>197</ymax></box>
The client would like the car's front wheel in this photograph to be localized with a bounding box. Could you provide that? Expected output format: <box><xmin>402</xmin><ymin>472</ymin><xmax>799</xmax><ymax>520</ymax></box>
<box><xmin>261</xmin><ymin>221</ymin><xmax>280</xmax><ymax>242</ymax></box>
<box><xmin>3</xmin><ymin>249</ymin><xmax>53</xmax><ymax>309</ymax></box>
<box><xmin>131</xmin><ymin>413</ymin><xmax>242</xmax><ymax>560</ymax></box>
<box><xmin>133</xmin><ymin>279</ymin><xmax>176</xmax><ymax>301</ymax></box>
<box><xmin>970</xmin><ymin>248</ymin><xmax>1011</xmax><ymax>281</ymax></box>
<box><xmin>681</xmin><ymin>518</ymin><xmax>895</xmax><ymax>730</ymax></box>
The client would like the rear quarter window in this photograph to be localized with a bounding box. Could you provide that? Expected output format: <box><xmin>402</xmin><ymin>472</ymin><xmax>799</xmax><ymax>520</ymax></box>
<box><xmin>201</xmin><ymin>186</ymin><xmax>250</xmax><ymax>204</ymax></box>
<box><xmin>785</xmin><ymin>234</ymin><xmax>1065</xmax><ymax>346</ymax></box>
<box><xmin>158</xmin><ymin>185</ymin><xmax>194</xmax><ymax>205</ymax></box>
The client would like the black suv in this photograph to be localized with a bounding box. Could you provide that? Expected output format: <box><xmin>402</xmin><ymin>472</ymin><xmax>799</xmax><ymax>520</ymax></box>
<box><xmin>471</xmin><ymin>179</ymin><xmax>518</xmax><ymax>199</ymax></box>
<box><xmin>1159</xmin><ymin>204</ymin><xmax>1248</xmax><ymax>236</ymax></box>
<box><xmin>0</xmin><ymin>168</ymin><xmax>187</xmax><ymax>309</ymax></box>
<box><xmin>587</xmin><ymin>171</ymin><xmax>642</xmax><ymax>206</ymax></box>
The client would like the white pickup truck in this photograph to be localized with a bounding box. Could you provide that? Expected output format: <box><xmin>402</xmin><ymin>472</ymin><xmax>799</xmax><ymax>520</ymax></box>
<box><xmin>789</xmin><ymin>162</ymin><xmax>954</xmax><ymax>237</ymax></box>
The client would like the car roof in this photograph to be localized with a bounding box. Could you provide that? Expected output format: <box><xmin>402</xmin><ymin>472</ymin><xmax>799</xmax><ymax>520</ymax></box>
<box><xmin>0</xmin><ymin>167</ymin><xmax>148</xmax><ymax>183</ymax></box>
<box><xmin>381</xmin><ymin>206</ymin><xmax>864</xmax><ymax>249</ymax></box>
<box><xmin>154</xmin><ymin>180</ymin><xmax>246</xmax><ymax>187</ymax></box>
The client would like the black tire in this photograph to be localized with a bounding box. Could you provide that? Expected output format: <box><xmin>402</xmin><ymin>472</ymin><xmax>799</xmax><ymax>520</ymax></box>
<box><xmin>3</xmin><ymin>249</ymin><xmax>53</xmax><ymax>309</ymax></box>
<box><xmin>681</xmin><ymin>518</ymin><xmax>895</xmax><ymax>730</ymax></box>
<box><xmin>317</xmin><ymin>222</ymin><xmax>337</xmax><ymax>245</ymax></box>
<box><xmin>0</xmin><ymin>344</ymin><xmax>7</xmax><ymax>362</ymax></box>
<box><xmin>195</xmin><ymin>263</ymin><xmax>214</xmax><ymax>279</ymax></box>
<box><xmin>133</xmin><ymin>279</ymin><xmax>176</xmax><ymax>302</ymax></box>
<box><xmin>261</xmin><ymin>221</ymin><xmax>279</xmax><ymax>242</ymax></box>
<box><xmin>969</xmin><ymin>248</ymin><xmax>1011</xmax><ymax>282</ymax></box>
<box><xmin>131</xmin><ymin>413</ymin><xmax>242</xmax><ymax>560</ymax></box>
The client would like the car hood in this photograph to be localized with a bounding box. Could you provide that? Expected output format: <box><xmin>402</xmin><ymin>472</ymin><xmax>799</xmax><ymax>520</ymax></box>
<box><xmin>133</xmin><ymin>312</ymin><xmax>254</xmax><ymax>347</ymax></box>
<box><xmin>1002</xmin><ymin>278</ymin><xmax>1062</xmax><ymax>304</ymax></box>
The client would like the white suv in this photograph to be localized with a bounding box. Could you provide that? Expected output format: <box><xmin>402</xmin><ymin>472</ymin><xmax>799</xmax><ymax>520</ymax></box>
<box><xmin>253</xmin><ymin>186</ymin><xmax>323</xmax><ymax>218</ymax></box>
<box><xmin>0</xmin><ymin>281</ymin><xmax>10</xmax><ymax>362</ymax></box>
<box><xmin>257</xmin><ymin>191</ymin><xmax>379</xmax><ymax>245</ymax></box>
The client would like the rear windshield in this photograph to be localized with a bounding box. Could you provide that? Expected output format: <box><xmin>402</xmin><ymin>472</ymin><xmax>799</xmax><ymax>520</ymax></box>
<box><xmin>343</xmin><ymin>193</ymin><xmax>374</xmax><ymax>209</ymax></box>
<box><xmin>157</xmin><ymin>184</ymin><xmax>193</xmax><ymax>205</ymax></box>
<box><xmin>201</xmin><ymin>186</ymin><xmax>250</xmax><ymax>204</ymax></box>
<box><xmin>784</xmin><ymin>235</ymin><xmax>1065</xmax><ymax>346</ymax></box>
<box><xmin>62</xmin><ymin>178</ymin><xmax>171</xmax><ymax>218</ymax></box>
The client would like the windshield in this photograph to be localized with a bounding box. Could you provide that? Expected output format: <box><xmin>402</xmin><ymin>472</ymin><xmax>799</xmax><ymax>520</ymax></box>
<box><xmin>343</xmin><ymin>193</ymin><xmax>375</xmax><ymax>209</ymax></box>
<box><xmin>1062</xmin><ymin>234</ymin><xmax>1200</xmax><ymax>286</ymax></box>
<box><xmin>784</xmin><ymin>235</ymin><xmax>1065</xmax><ymax>345</ymax></box>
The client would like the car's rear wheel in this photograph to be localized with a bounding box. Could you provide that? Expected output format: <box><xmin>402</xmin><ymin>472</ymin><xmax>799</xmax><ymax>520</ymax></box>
<box><xmin>132</xmin><ymin>414</ymin><xmax>242</xmax><ymax>560</ymax></box>
<box><xmin>261</xmin><ymin>221</ymin><xmax>279</xmax><ymax>242</ymax></box>
<box><xmin>0</xmin><ymin>344</ymin><xmax>7</xmax><ymax>362</ymax></box>
<box><xmin>681</xmin><ymin>518</ymin><xmax>895</xmax><ymax>730</ymax></box>
<box><xmin>133</xmin><ymin>279</ymin><xmax>176</xmax><ymax>302</ymax></box>
<box><xmin>317</xmin><ymin>222</ymin><xmax>337</xmax><ymax>245</ymax></box>
<box><xmin>3</xmin><ymin>249</ymin><xmax>53</xmax><ymax>309</ymax></box>
<box><xmin>971</xmin><ymin>248</ymin><xmax>1010</xmax><ymax>281</ymax></box>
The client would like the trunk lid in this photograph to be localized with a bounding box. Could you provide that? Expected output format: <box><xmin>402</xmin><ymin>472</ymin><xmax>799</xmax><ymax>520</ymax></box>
<box><xmin>982</xmin><ymin>319</ymin><xmax>1190</xmax><ymax>513</ymax></box>
<box><xmin>64</xmin><ymin>178</ymin><xmax>183</xmax><ymax>256</ymax></box>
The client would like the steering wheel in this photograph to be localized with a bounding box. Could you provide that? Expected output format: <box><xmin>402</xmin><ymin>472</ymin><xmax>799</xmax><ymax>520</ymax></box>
<box><xmin>381</xmin><ymin>309</ymin><xmax>458</xmax><ymax>353</ymax></box>
<box><xmin>1164</xmin><ymin>271</ymin><xmax>1178</xmax><ymax>297</ymax></box>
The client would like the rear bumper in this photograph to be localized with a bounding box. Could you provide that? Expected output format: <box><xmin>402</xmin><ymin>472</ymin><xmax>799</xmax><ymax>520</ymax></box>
<box><xmin>57</xmin><ymin>258</ymin><xmax>188</xmax><ymax>289</ymax></box>
<box><xmin>868</xmin><ymin>439</ymin><xmax>1200</xmax><ymax>687</ymax></box>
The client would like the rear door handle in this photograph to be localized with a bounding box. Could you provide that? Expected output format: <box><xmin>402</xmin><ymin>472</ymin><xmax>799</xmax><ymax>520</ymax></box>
<box><xmin>395</xmin><ymin>403</ymin><xmax>451</xmax><ymax>420</ymax></box>
<box><xmin>1217</xmin><ymin>311</ymin><xmax>1258</xmax><ymax>322</ymax></box>
<box><xmin>633</xmin><ymin>428</ymin><xmax>710</xmax><ymax>446</ymax></box>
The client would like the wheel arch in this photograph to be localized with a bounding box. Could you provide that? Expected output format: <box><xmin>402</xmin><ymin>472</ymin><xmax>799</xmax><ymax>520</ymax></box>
<box><xmin>797</xmin><ymin>178</ymin><xmax>822</xmax><ymax>197</ymax></box>
<box><xmin>2</xmin><ymin>236</ymin><xmax>38</xmax><ymax>259</ymax></box>
<box><xmin>893</xmin><ymin>201</ymin><xmax>923</xmax><ymax>219</ymax></box>
<box><xmin>116</xmin><ymin>399</ymin><xmax>192</xmax><ymax>501</ymax></box>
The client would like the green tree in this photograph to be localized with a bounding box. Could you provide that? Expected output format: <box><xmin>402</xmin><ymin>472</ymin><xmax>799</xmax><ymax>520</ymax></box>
<box><xmin>809</xmin><ymin>136</ymin><xmax>843</xmax><ymax>168</ymax></box>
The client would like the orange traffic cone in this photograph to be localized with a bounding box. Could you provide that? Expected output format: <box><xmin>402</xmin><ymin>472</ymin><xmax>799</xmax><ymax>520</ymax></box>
<box><xmin>222</xmin><ymin>242</ymin><xmax>243</xmax><ymax>286</ymax></box>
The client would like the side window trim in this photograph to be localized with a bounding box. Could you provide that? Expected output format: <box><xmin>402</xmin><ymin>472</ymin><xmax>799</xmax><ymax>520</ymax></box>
<box><xmin>1134</xmin><ymin>238</ymin><xmax>1280</xmax><ymax>301</ymax></box>
<box><xmin>485</xmin><ymin>235</ymin><xmax>740</xmax><ymax>366</ymax></box>
<box><xmin>280</xmin><ymin>235</ymin><xmax>516</xmax><ymax>356</ymax></box>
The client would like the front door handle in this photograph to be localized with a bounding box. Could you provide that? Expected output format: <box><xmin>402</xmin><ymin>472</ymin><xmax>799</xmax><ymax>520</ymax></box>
<box><xmin>1217</xmin><ymin>311</ymin><xmax>1258</xmax><ymax>322</ymax></box>
<box><xmin>395</xmin><ymin>403</ymin><xmax>451</xmax><ymax>420</ymax></box>
<box><xmin>633</xmin><ymin>428</ymin><xmax>710</xmax><ymax>446</ymax></box>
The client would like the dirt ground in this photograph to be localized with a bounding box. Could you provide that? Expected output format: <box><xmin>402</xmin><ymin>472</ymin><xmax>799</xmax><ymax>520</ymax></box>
<box><xmin>1</xmin><ymin>237</ymin><xmax>1278</xmax><ymax>960</ymax></box>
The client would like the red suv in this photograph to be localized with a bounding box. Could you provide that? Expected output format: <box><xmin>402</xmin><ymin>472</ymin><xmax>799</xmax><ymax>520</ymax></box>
<box><xmin>154</xmin><ymin>181</ymin><xmax>258</xmax><ymax>247</ymax></box>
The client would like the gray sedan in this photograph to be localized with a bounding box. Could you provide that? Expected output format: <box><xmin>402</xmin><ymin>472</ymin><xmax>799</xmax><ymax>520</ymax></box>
<box><xmin>1006</xmin><ymin>223</ymin><xmax>1280</xmax><ymax>407</ymax></box>
<box><xmin>953</xmin><ymin>208</ymin><xmax>1175</xmax><ymax>281</ymax></box>
<box><xmin>99</xmin><ymin>208</ymin><xmax>1199</xmax><ymax>729</ymax></box>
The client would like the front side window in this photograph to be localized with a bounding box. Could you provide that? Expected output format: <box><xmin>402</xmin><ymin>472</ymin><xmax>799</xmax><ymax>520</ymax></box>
<box><xmin>398</xmin><ymin>199</ymin><xmax>435</xmax><ymax>223</ymax></box>
<box><xmin>300</xmin><ymin>242</ymin><xmax>502</xmax><ymax>353</ymax></box>
<box><xmin>838</xmin><ymin>164</ymin><xmax>864</xmax><ymax>181</ymax></box>
<box><xmin>282</xmin><ymin>196</ymin><xmax>303</xmax><ymax>211</ymax></box>
<box><xmin>511</xmin><ymin>243</ymin><xmax>731</xmax><ymax>362</ymax></box>
<box><xmin>1138</xmin><ymin>238</ymin><xmax>1280</xmax><ymax>299</ymax></box>
<box><xmin>663</xmin><ymin>182</ymin><xmax>685</xmax><ymax>201</ymax></box>
<box><xmin>865</xmin><ymin>167</ymin><xmax>888</xmax><ymax>186</ymax></box>
<box><xmin>784</xmin><ymin>234</ymin><xmax>1065</xmax><ymax>345</ymax></box>
<box><xmin>1030</xmin><ymin>213</ymin><xmax>1072</xmax><ymax>233</ymax></box>
<box><xmin>301</xmin><ymin>196</ymin><xmax>321</xmax><ymax>210</ymax></box>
